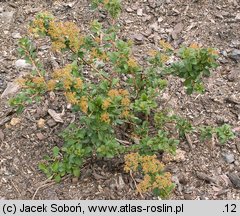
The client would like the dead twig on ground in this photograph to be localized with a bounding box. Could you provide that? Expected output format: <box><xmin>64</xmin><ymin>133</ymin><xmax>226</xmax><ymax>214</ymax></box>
<box><xmin>32</xmin><ymin>175</ymin><xmax>69</xmax><ymax>200</ymax></box>
<box><xmin>185</xmin><ymin>133</ymin><xmax>193</xmax><ymax>150</ymax></box>
<box><xmin>115</xmin><ymin>138</ymin><xmax>131</xmax><ymax>145</ymax></box>
<box><xmin>196</xmin><ymin>171</ymin><xmax>218</xmax><ymax>184</ymax></box>
<box><xmin>10</xmin><ymin>179</ymin><xmax>21</xmax><ymax>196</ymax></box>
<box><xmin>129</xmin><ymin>171</ymin><xmax>143</xmax><ymax>198</ymax></box>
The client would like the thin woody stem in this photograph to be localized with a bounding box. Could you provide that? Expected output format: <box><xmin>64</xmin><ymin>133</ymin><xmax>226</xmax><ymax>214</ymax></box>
<box><xmin>20</xmin><ymin>45</ymin><xmax>47</xmax><ymax>85</ymax></box>
<box><xmin>68</xmin><ymin>47</ymin><xmax>112</xmax><ymax>83</ymax></box>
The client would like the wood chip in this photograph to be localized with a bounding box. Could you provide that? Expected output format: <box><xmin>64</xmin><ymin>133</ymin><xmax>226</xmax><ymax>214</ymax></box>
<box><xmin>36</xmin><ymin>133</ymin><xmax>45</xmax><ymax>140</ymax></box>
<box><xmin>185</xmin><ymin>133</ymin><xmax>193</xmax><ymax>150</ymax></box>
<box><xmin>0</xmin><ymin>129</ymin><xmax>4</xmax><ymax>142</ymax></box>
<box><xmin>0</xmin><ymin>116</ymin><xmax>11</xmax><ymax>126</ymax></box>
<box><xmin>215</xmin><ymin>189</ymin><xmax>229</xmax><ymax>196</ymax></box>
<box><xmin>236</xmin><ymin>143</ymin><xmax>240</xmax><ymax>154</ymax></box>
<box><xmin>196</xmin><ymin>171</ymin><xmax>218</xmax><ymax>184</ymax></box>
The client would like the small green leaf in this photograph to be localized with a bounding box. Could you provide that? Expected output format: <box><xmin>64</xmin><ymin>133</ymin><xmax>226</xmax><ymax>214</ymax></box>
<box><xmin>52</xmin><ymin>161</ymin><xmax>59</xmax><ymax>172</ymax></box>
<box><xmin>38</xmin><ymin>163</ymin><xmax>47</xmax><ymax>172</ymax></box>
<box><xmin>73</xmin><ymin>167</ymin><xmax>80</xmax><ymax>177</ymax></box>
<box><xmin>52</xmin><ymin>146</ymin><xmax>60</xmax><ymax>157</ymax></box>
<box><xmin>54</xmin><ymin>174</ymin><xmax>61</xmax><ymax>183</ymax></box>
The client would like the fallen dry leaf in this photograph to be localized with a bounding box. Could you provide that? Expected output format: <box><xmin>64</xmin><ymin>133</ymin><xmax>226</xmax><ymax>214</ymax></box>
<box><xmin>10</xmin><ymin>117</ymin><xmax>21</xmax><ymax>126</ymax></box>
<box><xmin>37</xmin><ymin>118</ymin><xmax>45</xmax><ymax>128</ymax></box>
<box><xmin>36</xmin><ymin>133</ymin><xmax>45</xmax><ymax>140</ymax></box>
<box><xmin>48</xmin><ymin>109</ymin><xmax>64</xmax><ymax>123</ymax></box>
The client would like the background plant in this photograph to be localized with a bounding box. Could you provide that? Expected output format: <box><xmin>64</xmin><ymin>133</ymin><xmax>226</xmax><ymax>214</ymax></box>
<box><xmin>91</xmin><ymin>0</ymin><xmax>122</xmax><ymax>20</ymax></box>
<box><xmin>200</xmin><ymin>124</ymin><xmax>235</xmax><ymax>145</ymax></box>
<box><xmin>168</xmin><ymin>44</ymin><xmax>219</xmax><ymax>94</ymax></box>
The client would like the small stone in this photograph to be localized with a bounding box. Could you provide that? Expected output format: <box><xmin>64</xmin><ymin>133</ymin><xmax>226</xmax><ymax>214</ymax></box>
<box><xmin>222</xmin><ymin>153</ymin><xmax>235</xmax><ymax>164</ymax></box>
<box><xmin>39</xmin><ymin>45</ymin><xmax>50</xmax><ymax>50</ymax></box>
<box><xmin>215</xmin><ymin>116</ymin><xmax>229</xmax><ymax>124</ymax></box>
<box><xmin>150</xmin><ymin>22</ymin><xmax>159</xmax><ymax>31</ymax></box>
<box><xmin>131</xmin><ymin>4</ymin><xmax>138</xmax><ymax>11</ymax></box>
<box><xmin>49</xmin><ymin>91</ymin><xmax>56</xmax><ymax>101</ymax></box>
<box><xmin>35</xmin><ymin>106</ymin><xmax>48</xmax><ymax>118</ymax></box>
<box><xmin>148</xmin><ymin>0</ymin><xmax>157</xmax><ymax>9</ymax></box>
<box><xmin>125</xmin><ymin>19</ymin><xmax>133</xmax><ymax>24</ymax></box>
<box><xmin>36</xmin><ymin>133</ymin><xmax>45</xmax><ymax>140</ymax></box>
<box><xmin>11</xmin><ymin>32</ymin><xmax>21</xmax><ymax>39</ymax></box>
<box><xmin>171</xmin><ymin>22</ymin><xmax>184</xmax><ymax>40</ymax></box>
<box><xmin>142</xmin><ymin>28</ymin><xmax>152</xmax><ymax>37</ymax></box>
<box><xmin>228</xmin><ymin>173</ymin><xmax>240</xmax><ymax>189</ymax></box>
<box><xmin>228</xmin><ymin>68</ymin><xmax>240</xmax><ymax>82</ymax></box>
<box><xmin>235</xmin><ymin>13</ymin><xmax>240</xmax><ymax>21</ymax></box>
<box><xmin>215</xmin><ymin>13</ymin><xmax>224</xmax><ymax>19</ymax></box>
<box><xmin>158</xmin><ymin>17</ymin><xmax>163</xmax><ymax>23</ymax></box>
<box><xmin>184</xmin><ymin>194</ymin><xmax>195</xmax><ymax>200</ymax></box>
<box><xmin>67</xmin><ymin>103</ymin><xmax>72</xmax><ymax>109</ymax></box>
<box><xmin>99</xmin><ymin>13</ymin><xmax>106</xmax><ymax>20</ymax></box>
<box><xmin>117</xmin><ymin>175</ymin><xmax>125</xmax><ymax>190</ymax></box>
<box><xmin>137</xmin><ymin>8</ymin><xmax>143</xmax><ymax>16</ymax></box>
<box><xmin>230</xmin><ymin>40</ymin><xmax>240</xmax><ymax>48</ymax></box>
<box><xmin>109</xmin><ymin>178</ymin><xmax>117</xmax><ymax>190</ymax></box>
<box><xmin>10</xmin><ymin>117</ymin><xmax>21</xmax><ymax>126</ymax></box>
<box><xmin>142</xmin><ymin>14</ymin><xmax>151</xmax><ymax>22</ymax></box>
<box><xmin>1</xmin><ymin>11</ymin><xmax>14</xmax><ymax>23</ymax></box>
<box><xmin>226</xmin><ymin>95</ymin><xmax>240</xmax><ymax>104</ymax></box>
<box><xmin>221</xmin><ymin>50</ymin><xmax>228</xmax><ymax>57</ymax></box>
<box><xmin>37</xmin><ymin>118</ymin><xmax>45</xmax><ymax>128</ymax></box>
<box><xmin>174</xmin><ymin>149</ymin><xmax>186</xmax><ymax>162</ymax></box>
<box><xmin>15</xmin><ymin>59</ymin><xmax>31</xmax><ymax>68</ymax></box>
<box><xmin>66</xmin><ymin>2</ymin><xmax>75</xmax><ymax>7</ymax></box>
<box><xmin>126</xmin><ymin>7</ymin><xmax>133</xmax><ymax>12</ymax></box>
<box><xmin>230</xmin><ymin>49</ymin><xmax>240</xmax><ymax>62</ymax></box>
<box><xmin>161</xmin><ymin>92</ymin><xmax>171</xmax><ymax>102</ymax></box>
<box><xmin>98</xmin><ymin>185</ymin><xmax>103</xmax><ymax>192</ymax></box>
<box><xmin>178</xmin><ymin>173</ymin><xmax>188</xmax><ymax>185</ymax></box>
<box><xmin>133</xmin><ymin>34</ymin><xmax>144</xmax><ymax>44</ymax></box>
<box><xmin>47</xmin><ymin>119</ymin><xmax>57</xmax><ymax>127</ymax></box>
